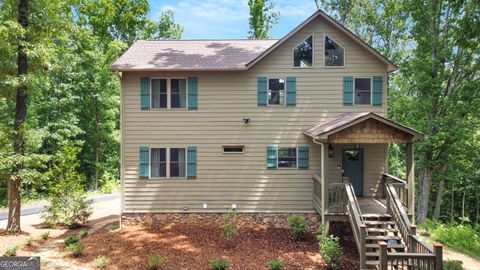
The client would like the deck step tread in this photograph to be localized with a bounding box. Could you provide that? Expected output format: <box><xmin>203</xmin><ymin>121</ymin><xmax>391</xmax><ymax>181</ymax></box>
<box><xmin>366</xmin><ymin>228</ymin><xmax>398</xmax><ymax>233</ymax></box>
<box><xmin>366</xmin><ymin>243</ymin><xmax>406</xmax><ymax>249</ymax></box>
<box><xmin>364</xmin><ymin>221</ymin><xmax>395</xmax><ymax>225</ymax></box>
<box><xmin>362</xmin><ymin>213</ymin><xmax>392</xmax><ymax>217</ymax></box>
<box><xmin>366</xmin><ymin>235</ymin><xmax>402</xmax><ymax>240</ymax></box>
<box><xmin>366</xmin><ymin>260</ymin><xmax>379</xmax><ymax>265</ymax></box>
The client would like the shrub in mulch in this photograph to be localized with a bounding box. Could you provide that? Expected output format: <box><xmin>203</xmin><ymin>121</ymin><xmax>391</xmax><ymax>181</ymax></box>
<box><xmin>66</xmin><ymin>223</ymin><xmax>360</xmax><ymax>270</ymax></box>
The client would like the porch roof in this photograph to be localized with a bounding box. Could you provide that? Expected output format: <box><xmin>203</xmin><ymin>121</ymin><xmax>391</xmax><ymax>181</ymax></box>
<box><xmin>304</xmin><ymin>112</ymin><xmax>424</xmax><ymax>143</ymax></box>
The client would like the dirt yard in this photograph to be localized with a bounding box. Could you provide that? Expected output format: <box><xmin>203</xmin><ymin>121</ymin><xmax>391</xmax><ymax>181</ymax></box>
<box><xmin>67</xmin><ymin>223</ymin><xmax>360</xmax><ymax>270</ymax></box>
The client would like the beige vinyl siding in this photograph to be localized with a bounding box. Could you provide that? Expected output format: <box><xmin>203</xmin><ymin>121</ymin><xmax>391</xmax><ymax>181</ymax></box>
<box><xmin>121</xmin><ymin>16</ymin><xmax>388</xmax><ymax>213</ymax></box>
<box><xmin>325</xmin><ymin>144</ymin><xmax>387</xmax><ymax>197</ymax></box>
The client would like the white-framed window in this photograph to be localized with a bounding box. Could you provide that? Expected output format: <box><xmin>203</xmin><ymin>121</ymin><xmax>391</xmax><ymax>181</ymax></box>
<box><xmin>223</xmin><ymin>145</ymin><xmax>245</xmax><ymax>154</ymax></box>
<box><xmin>277</xmin><ymin>147</ymin><xmax>297</xmax><ymax>168</ymax></box>
<box><xmin>354</xmin><ymin>77</ymin><xmax>372</xmax><ymax>105</ymax></box>
<box><xmin>151</xmin><ymin>78</ymin><xmax>187</xmax><ymax>109</ymax></box>
<box><xmin>293</xmin><ymin>35</ymin><xmax>313</xmax><ymax>67</ymax></box>
<box><xmin>150</xmin><ymin>147</ymin><xmax>187</xmax><ymax>178</ymax></box>
<box><xmin>324</xmin><ymin>34</ymin><xmax>345</xmax><ymax>67</ymax></box>
<box><xmin>268</xmin><ymin>78</ymin><xmax>286</xmax><ymax>106</ymax></box>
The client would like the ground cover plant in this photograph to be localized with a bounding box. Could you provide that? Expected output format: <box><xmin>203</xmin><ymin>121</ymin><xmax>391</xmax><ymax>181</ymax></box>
<box><xmin>3</xmin><ymin>245</ymin><xmax>18</xmax><ymax>256</ymax></box>
<box><xmin>287</xmin><ymin>214</ymin><xmax>307</xmax><ymax>241</ymax></box>
<box><xmin>148</xmin><ymin>254</ymin><xmax>166</xmax><ymax>270</ymax></box>
<box><xmin>94</xmin><ymin>255</ymin><xmax>109</xmax><ymax>269</ymax></box>
<box><xmin>421</xmin><ymin>219</ymin><xmax>480</xmax><ymax>260</ymax></box>
<box><xmin>209</xmin><ymin>258</ymin><xmax>229</xmax><ymax>270</ymax></box>
<box><xmin>318</xmin><ymin>225</ymin><xmax>343</xmax><ymax>270</ymax></box>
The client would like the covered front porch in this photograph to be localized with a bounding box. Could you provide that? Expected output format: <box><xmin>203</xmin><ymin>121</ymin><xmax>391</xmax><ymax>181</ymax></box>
<box><xmin>304</xmin><ymin>112</ymin><xmax>423</xmax><ymax>222</ymax></box>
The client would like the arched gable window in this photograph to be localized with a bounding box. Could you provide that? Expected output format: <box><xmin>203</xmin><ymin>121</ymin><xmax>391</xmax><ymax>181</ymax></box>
<box><xmin>324</xmin><ymin>35</ymin><xmax>344</xmax><ymax>67</ymax></box>
<box><xmin>293</xmin><ymin>35</ymin><xmax>313</xmax><ymax>67</ymax></box>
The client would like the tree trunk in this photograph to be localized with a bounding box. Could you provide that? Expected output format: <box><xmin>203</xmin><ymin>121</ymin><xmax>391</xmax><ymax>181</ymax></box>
<box><xmin>475</xmin><ymin>190</ymin><xmax>479</xmax><ymax>224</ymax></box>
<box><xmin>7</xmin><ymin>0</ymin><xmax>28</xmax><ymax>233</ymax></box>
<box><xmin>433</xmin><ymin>180</ymin><xmax>444</xmax><ymax>219</ymax></box>
<box><xmin>450</xmin><ymin>183</ymin><xmax>454</xmax><ymax>222</ymax></box>
<box><xmin>461</xmin><ymin>189</ymin><xmax>466</xmax><ymax>218</ymax></box>
<box><xmin>416</xmin><ymin>167</ymin><xmax>433</xmax><ymax>224</ymax></box>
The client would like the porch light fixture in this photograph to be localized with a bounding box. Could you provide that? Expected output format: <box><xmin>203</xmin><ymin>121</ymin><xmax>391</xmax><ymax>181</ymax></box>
<box><xmin>328</xmin><ymin>144</ymin><xmax>334</xmax><ymax>158</ymax></box>
<box><xmin>242</xmin><ymin>117</ymin><xmax>250</xmax><ymax>124</ymax></box>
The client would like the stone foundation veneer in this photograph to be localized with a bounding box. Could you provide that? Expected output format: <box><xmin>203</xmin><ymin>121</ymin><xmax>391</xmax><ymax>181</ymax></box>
<box><xmin>122</xmin><ymin>212</ymin><xmax>321</xmax><ymax>232</ymax></box>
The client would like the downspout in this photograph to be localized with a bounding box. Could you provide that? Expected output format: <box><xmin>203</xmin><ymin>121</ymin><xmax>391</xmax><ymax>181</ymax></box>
<box><xmin>312</xmin><ymin>137</ymin><xmax>325</xmax><ymax>225</ymax></box>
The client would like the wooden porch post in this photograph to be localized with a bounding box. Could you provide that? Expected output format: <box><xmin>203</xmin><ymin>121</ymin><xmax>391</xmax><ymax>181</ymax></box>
<box><xmin>407</xmin><ymin>142</ymin><xmax>415</xmax><ymax>221</ymax></box>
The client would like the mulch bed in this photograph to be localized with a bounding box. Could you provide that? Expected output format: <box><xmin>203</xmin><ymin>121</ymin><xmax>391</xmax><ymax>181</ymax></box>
<box><xmin>68</xmin><ymin>223</ymin><xmax>360</xmax><ymax>270</ymax></box>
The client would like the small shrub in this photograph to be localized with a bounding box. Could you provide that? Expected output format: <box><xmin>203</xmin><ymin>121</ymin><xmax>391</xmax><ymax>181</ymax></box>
<box><xmin>318</xmin><ymin>225</ymin><xmax>343</xmax><ymax>270</ymax></box>
<box><xmin>4</xmin><ymin>245</ymin><xmax>19</xmax><ymax>256</ymax></box>
<box><xmin>267</xmin><ymin>259</ymin><xmax>285</xmax><ymax>270</ymax></box>
<box><xmin>24</xmin><ymin>236</ymin><xmax>34</xmax><ymax>246</ymax></box>
<box><xmin>41</xmin><ymin>231</ymin><xmax>50</xmax><ymax>240</ymax></box>
<box><xmin>209</xmin><ymin>258</ymin><xmax>229</xmax><ymax>270</ymax></box>
<box><xmin>147</xmin><ymin>254</ymin><xmax>166</xmax><ymax>270</ymax></box>
<box><xmin>94</xmin><ymin>255</ymin><xmax>109</xmax><ymax>269</ymax></box>
<box><xmin>222</xmin><ymin>208</ymin><xmax>237</xmax><ymax>243</ymax></box>
<box><xmin>64</xmin><ymin>235</ymin><xmax>80</xmax><ymax>246</ymax></box>
<box><xmin>79</xmin><ymin>230</ymin><xmax>88</xmax><ymax>238</ymax></box>
<box><xmin>67</xmin><ymin>242</ymin><xmax>85</xmax><ymax>257</ymax></box>
<box><xmin>443</xmin><ymin>260</ymin><xmax>463</xmax><ymax>270</ymax></box>
<box><xmin>287</xmin><ymin>214</ymin><xmax>308</xmax><ymax>241</ymax></box>
<box><xmin>107</xmin><ymin>225</ymin><xmax>120</xmax><ymax>231</ymax></box>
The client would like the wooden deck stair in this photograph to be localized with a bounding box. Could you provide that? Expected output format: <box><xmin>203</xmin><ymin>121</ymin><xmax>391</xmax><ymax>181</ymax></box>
<box><xmin>362</xmin><ymin>213</ymin><xmax>407</xmax><ymax>267</ymax></box>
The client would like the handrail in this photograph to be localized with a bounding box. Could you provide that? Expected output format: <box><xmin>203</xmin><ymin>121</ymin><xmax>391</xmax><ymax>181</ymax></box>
<box><xmin>383</xmin><ymin>174</ymin><xmax>408</xmax><ymax>208</ymax></box>
<box><xmin>344</xmin><ymin>182</ymin><xmax>367</xmax><ymax>268</ymax></box>
<box><xmin>385</xmin><ymin>183</ymin><xmax>412</xmax><ymax>244</ymax></box>
<box><xmin>379</xmin><ymin>241</ymin><xmax>443</xmax><ymax>270</ymax></box>
<box><xmin>383</xmin><ymin>173</ymin><xmax>407</xmax><ymax>185</ymax></box>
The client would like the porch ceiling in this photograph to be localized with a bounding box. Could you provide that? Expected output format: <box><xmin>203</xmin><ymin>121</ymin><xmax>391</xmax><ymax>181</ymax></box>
<box><xmin>304</xmin><ymin>112</ymin><xmax>424</xmax><ymax>144</ymax></box>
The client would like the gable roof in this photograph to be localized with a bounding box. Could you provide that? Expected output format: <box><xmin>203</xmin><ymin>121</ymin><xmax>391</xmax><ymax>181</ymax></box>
<box><xmin>246</xmin><ymin>10</ymin><xmax>397</xmax><ymax>72</ymax></box>
<box><xmin>109</xmin><ymin>39</ymin><xmax>277</xmax><ymax>71</ymax></box>
<box><xmin>110</xmin><ymin>10</ymin><xmax>397</xmax><ymax>72</ymax></box>
<box><xmin>304</xmin><ymin>112</ymin><xmax>424</xmax><ymax>141</ymax></box>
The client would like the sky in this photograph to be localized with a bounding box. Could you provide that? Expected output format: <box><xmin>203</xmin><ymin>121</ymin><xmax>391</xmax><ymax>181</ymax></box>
<box><xmin>147</xmin><ymin>0</ymin><xmax>319</xmax><ymax>39</ymax></box>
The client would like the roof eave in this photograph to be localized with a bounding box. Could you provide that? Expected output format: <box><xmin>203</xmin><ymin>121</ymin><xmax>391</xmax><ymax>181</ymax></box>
<box><xmin>109</xmin><ymin>66</ymin><xmax>249</xmax><ymax>72</ymax></box>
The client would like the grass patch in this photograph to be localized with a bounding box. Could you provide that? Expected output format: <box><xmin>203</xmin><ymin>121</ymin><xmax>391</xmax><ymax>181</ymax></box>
<box><xmin>4</xmin><ymin>245</ymin><xmax>19</xmax><ymax>256</ymax></box>
<box><xmin>420</xmin><ymin>219</ymin><xmax>480</xmax><ymax>260</ymax></box>
<box><xmin>40</xmin><ymin>231</ymin><xmax>50</xmax><ymax>240</ymax></box>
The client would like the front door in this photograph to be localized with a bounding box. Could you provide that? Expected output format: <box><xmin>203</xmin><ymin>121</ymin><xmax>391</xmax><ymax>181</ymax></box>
<box><xmin>342</xmin><ymin>148</ymin><xmax>364</xmax><ymax>196</ymax></box>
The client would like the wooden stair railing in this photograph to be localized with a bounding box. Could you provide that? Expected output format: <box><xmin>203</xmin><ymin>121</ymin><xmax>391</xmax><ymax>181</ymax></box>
<box><xmin>382</xmin><ymin>183</ymin><xmax>443</xmax><ymax>270</ymax></box>
<box><xmin>344</xmin><ymin>182</ymin><xmax>368</xmax><ymax>269</ymax></box>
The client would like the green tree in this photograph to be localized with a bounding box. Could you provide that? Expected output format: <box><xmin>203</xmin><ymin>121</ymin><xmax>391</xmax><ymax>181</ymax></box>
<box><xmin>154</xmin><ymin>9</ymin><xmax>183</xmax><ymax>39</ymax></box>
<box><xmin>248</xmin><ymin>0</ymin><xmax>279</xmax><ymax>39</ymax></box>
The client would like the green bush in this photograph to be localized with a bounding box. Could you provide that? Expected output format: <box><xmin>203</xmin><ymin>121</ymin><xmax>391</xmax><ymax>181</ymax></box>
<box><xmin>41</xmin><ymin>231</ymin><xmax>50</xmax><ymax>240</ymax></box>
<box><xmin>318</xmin><ymin>225</ymin><xmax>343</xmax><ymax>270</ymax></box>
<box><xmin>147</xmin><ymin>254</ymin><xmax>166</xmax><ymax>270</ymax></box>
<box><xmin>67</xmin><ymin>242</ymin><xmax>85</xmax><ymax>257</ymax></box>
<box><xmin>24</xmin><ymin>236</ymin><xmax>34</xmax><ymax>246</ymax></box>
<box><xmin>443</xmin><ymin>260</ymin><xmax>463</xmax><ymax>270</ymax></box>
<box><xmin>42</xmin><ymin>144</ymin><xmax>92</xmax><ymax>228</ymax></box>
<box><xmin>267</xmin><ymin>259</ymin><xmax>285</xmax><ymax>270</ymax></box>
<box><xmin>94</xmin><ymin>255</ymin><xmax>109</xmax><ymax>269</ymax></box>
<box><xmin>4</xmin><ymin>245</ymin><xmax>19</xmax><ymax>256</ymax></box>
<box><xmin>422</xmin><ymin>219</ymin><xmax>480</xmax><ymax>260</ymax></box>
<box><xmin>222</xmin><ymin>208</ymin><xmax>237</xmax><ymax>243</ymax></box>
<box><xmin>65</xmin><ymin>235</ymin><xmax>80</xmax><ymax>246</ymax></box>
<box><xmin>209</xmin><ymin>258</ymin><xmax>229</xmax><ymax>270</ymax></box>
<box><xmin>79</xmin><ymin>230</ymin><xmax>88</xmax><ymax>238</ymax></box>
<box><xmin>287</xmin><ymin>214</ymin><xmax>308</xmax><ymax>241</ymax></box>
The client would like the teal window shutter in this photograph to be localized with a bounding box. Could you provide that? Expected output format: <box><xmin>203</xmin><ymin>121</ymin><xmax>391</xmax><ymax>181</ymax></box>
<box><xmin>139</xmin><ymin>146</ymin><xmax>150</xmax><ymax>179</ymax></box>
<box><xmin>298</xmin><ymin>146</ymin><xmax>309</xmax><ymax>169</ymax></box>
<box><xmin>140</xmin><ymin>77</ymin><xmax>150</xmax><ymax>110</ymax></box>
<box><xmin>266</xmin><ymin>145</ymin><xmax>277</xmax><ymax>169</ymax></box>
<box><xmin>188</xmin><ymin>77</ymin><xmax>198</xmax><ymax>110</ymax></box>
<box><xmin>257</xmin><ymin>77</ymin><xmax>268</xmax><ymax>106</ymax></box>
<box><xmin>372</xmin><ymin>76</ymin><xmax>383</xmax><ymax>106</ymax></box>
<box><xmin>286</xmin><ymin>77</ymin><xmax>296</xmax><ymax>106</ymax></box>
<box><xmin>343</xmin><ymin>77</ymin><xmax>353</xmax><ymax>105</ymax></box>
<box><xmin>187</xmin><ymin>146</ymin><xmax>197</xmax><ymax>179</ymax></box>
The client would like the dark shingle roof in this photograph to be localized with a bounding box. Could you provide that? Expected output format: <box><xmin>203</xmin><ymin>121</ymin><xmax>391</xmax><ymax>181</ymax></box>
<box><xmin>110</xmin><ymin>39</ymin><xmax>278</xmax><ymax>71</ymax></box>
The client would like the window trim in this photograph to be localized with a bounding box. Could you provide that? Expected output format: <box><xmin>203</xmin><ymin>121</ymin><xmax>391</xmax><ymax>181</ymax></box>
<box><xmin>323</xmin><ymin>33</ymin><xmax>346</xmax><ymax>68</ymax></box>
<box><xmin>267</xmin><ymin>77</ymin><xmax>287</xmax><ymax>107</ymax></box>
<box><xmin>276</xmin><ymin>146</ymin><xmax>298</xmax><ymax>169</ymax></box>
<box><xmin>149</xmin><ymin>147</ymin><xmax>188</xmax><ymax>179</ymax></box>
<box><xmin>353</xmin><ymin>77</ymin><xmax>373</xmax><ymax>106</ymax></box>
<box><xmin>222</xmin><ymin>144</ymin><xmax>245</xmax><ymax>154</ymax></box>
<box><xmin>150</xmin><ymin>77</ymin><xmax>189</xmax><ymax>110</ymax></box>
<box><xmin>292</xmin><ymin>33</ymin><xmax>314</xmax><ymax>69</ymax></box>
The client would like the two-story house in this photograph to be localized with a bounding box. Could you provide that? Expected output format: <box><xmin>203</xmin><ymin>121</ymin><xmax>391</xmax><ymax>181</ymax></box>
<box><xmin>111</xmin><ymin>10</ymin><xmax>441</xmax><ymax>269</ymax></box>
